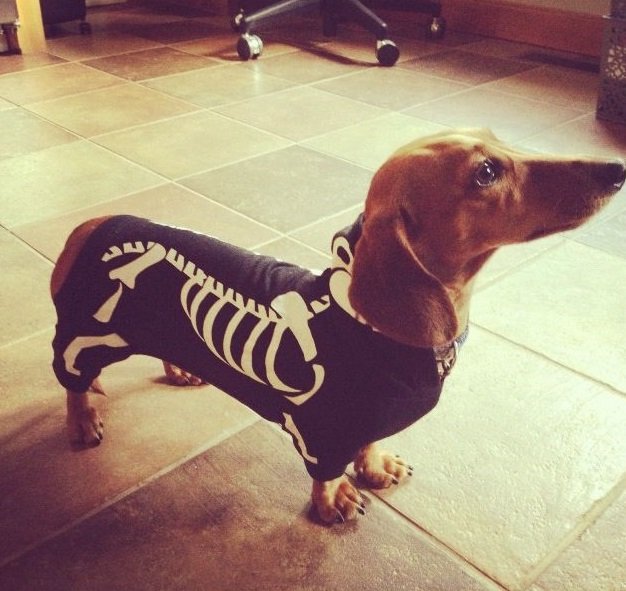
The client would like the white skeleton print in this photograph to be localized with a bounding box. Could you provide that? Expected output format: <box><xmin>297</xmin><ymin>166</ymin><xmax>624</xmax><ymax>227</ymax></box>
<box><xmin>62</xmin><ymin>233</ymin><xmax>359</xmax><ymax>407</ymax></box>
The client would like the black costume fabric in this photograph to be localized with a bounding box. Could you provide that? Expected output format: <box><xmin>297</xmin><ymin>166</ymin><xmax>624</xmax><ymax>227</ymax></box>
<box><xmin>52</xmin><ymin>215</ymin><xmax>443</xmax><ymax>481</ymax></box>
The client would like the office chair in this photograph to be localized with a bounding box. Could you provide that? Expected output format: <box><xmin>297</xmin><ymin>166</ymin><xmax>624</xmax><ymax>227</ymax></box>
<box><xmin>231</xmin><ymin>0</ymin><xmax>445</xmax><ymax>67</ymax></box>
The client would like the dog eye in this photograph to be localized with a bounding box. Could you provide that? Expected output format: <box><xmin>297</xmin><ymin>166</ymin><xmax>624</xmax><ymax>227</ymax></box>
<box><xmin>474</xmin><ymin>159</ymin><xmax>499</xmax><ymax>187</ymax></box>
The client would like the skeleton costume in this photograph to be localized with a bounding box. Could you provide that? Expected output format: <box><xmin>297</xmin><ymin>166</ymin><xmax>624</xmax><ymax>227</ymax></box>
<box><xmin>53</xmin><ymin>215</ymin><xmax>462</xmax><ymax>482</ymax></box>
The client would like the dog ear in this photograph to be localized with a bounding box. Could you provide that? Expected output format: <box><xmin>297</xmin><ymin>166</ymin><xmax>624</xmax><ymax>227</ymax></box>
<box><xmin>348</xmin><ymin>212</ymin><xmax>458</xmax><ymax>348</ymax></box>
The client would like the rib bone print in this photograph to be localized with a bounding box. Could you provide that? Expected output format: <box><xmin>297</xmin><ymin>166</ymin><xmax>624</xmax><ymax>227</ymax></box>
<box><xmin>66</xmin><ymin>240</ymin><xmax>334</xmax><ymax>406</ymax></box>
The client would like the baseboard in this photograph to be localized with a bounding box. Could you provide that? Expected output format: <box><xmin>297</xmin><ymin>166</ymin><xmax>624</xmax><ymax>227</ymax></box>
<box><xmin>441</xmin><ymin>0</ymin><xmax>604</xmax><ymax>57</ymax></box>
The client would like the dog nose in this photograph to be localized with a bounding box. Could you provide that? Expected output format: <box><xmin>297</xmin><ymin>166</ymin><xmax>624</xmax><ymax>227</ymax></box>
<box><xmin>601</xmin><ymin>159</ymin><xmax>626</xmax><ymax>190</ymax></box>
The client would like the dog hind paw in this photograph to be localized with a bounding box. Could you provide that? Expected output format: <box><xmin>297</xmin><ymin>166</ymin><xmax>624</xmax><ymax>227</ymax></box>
<box><xmin>162</xmin><ymin>362</ymin><xmax>205</xmax><ymax>387</ymax></box>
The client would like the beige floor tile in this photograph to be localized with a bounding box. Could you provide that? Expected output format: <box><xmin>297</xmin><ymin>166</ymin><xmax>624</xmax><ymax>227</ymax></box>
<box><xmin>180</xmin><ymin>145</ymin><xmax>372</xmax><ymax>232</ymax></box>
<box><xmin>288</xmin><ymin>205</ymin><xmax>363</xmax><ymax>252</ymax></box>
<box><xmin>214</xmin><ymin>86</ymin><xmax>386</xmax><ymax>141</ymax></box>
<box><xmin>485</xmin><ymin>65</ymin><xmax>599</xmax><ymax>112</ymax></box>
<box><xmin>0</xmin><ymin>141</ymin><xmax>162</xmax><ymax>228</ymax></box>
<box><xmin>399</xmin><ymin>49</ymin><xmax>537</xmax><ymax>85</ymax></box>
<box><xmin>303</xmin><ymin>113</ymin><xmax>448</xmax><ymax>170</ymax></box>
<box><xmin>0</xmin><ymin>62</ymin><xmax>123</xmax><ymax>105</ymax></box>
<box><xmin>0</xmin><ymin>421</ymin><xmax>496</xmax><ymax>591</ymax></box>
<box><xmin>27</xmin><ymin>83</ymin><xmax>199</xmax><ymax>137</ymax></box>
<box><xmin>83</xmin><ymin>46</ymin><xmax>220</xmax><ymax>81</ymax></box>
<box><xmin>461</xmin><ymin>40</ymin><xmax>599</xmax><ymax>74</ymax></box>
<box><xmin>0</xmin><ymin>109</ymin><xmax>77</xmax><ymax>160</ymax></box>
<box><xmin>460</xmin><ymin>38</ymin><xmax>541</xmax><ymax>60</ymax></box>
<box><xmin>0</xmin><ymin>230</ymin><xmax>53</xmax><ymax>347</ymax></box>
<box><xmin>45</xmin><ymin>32</ymin><xmax>162</xmax><ymax>61</ymax></box>
<box><xmin>142</xmin><ymin>63</ymin><xmax>295</xmax><ymax>108</ymax></box>
<box><xmin>529</xmin><ymin>490</ymin><xmax>626</xmax><ymax>591</ymax></box>
<box><xmin>472</xmin><ymin>241</ymin><xmax>626</xmax><ymax>392</ymax></box>
<box><xmin>364</xmin><ymin>328</ymin><xmax>626</xmax><ymax>590</ymax></box>
<box><xmin>241</xmin><ymin>48</ymin><xmax>369</xmax><ymax>83</ymax></box>
<box><xmin>173</xmin><ymin>31</ymin><xmax>300</xmax><ymax>62</ymax></box>
<box><xmin>13</xmin><ymin>184</ymin><xmax>280</xmax><ymax>262</ymax></box>
<box><xmin>95</xmin><ymin>111</ymin><xmax>291</xmax><ymax>179</ymax></box>
<box><xmin>0</xmin><ymin>331</ymin><xmax>257</xmax><ymax>564</ymax></box>
<box><xmin>521</xmin><ymin>113</ymin><xmax>626</xmax><ymax>159</ymax></box>
<box><xmin>312</xmin><ymin>29</ymin><xmax>443</xmax><ymax>65</ymax></box>
<box><xmin>256</xmin><ymin>237</ymin><xmax>330</xmax><ymax>270</ymax></box>
<box><xmin>0</xmin><ymin>52</ymin><xmax>65</xmax><ymax>76</ymax></box>
<box><xmin>405</xmin><ymin>87</ymin><xmax>585</xmax><ymax>142</ymax></box>
<box><xmin>315</xmin><ymin>67</ymin><xmax>468</xmax><ymax>110</ymax></box>
<box><xmin>474</xmin><ymin>234</ymin><xmax>564</xmax><ymax>292</ymax></box>
<box><xmin>575</xmin><ymin>207</ymin><xmax>626</xmax><ymax>260</ymax></box>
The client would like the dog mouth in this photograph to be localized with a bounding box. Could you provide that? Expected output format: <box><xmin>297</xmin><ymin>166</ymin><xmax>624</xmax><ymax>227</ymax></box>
<box><xmin>527</xmin><ymin>222</ymin><xmax>577</xmax><ymax>240</ymax></box>
<box><xmin>528</xmin><ymin>189</ymin><xmax>616</xmax><ymax>240</ymax></box>
<box><xmin>527</xmin><ymin>208</ymin><xmax>600</xmax><ymax>240</ymax></box>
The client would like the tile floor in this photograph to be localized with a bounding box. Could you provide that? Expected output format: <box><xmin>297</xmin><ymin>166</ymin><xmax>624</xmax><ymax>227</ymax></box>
<box><xmin>0</xmin><ymin>2</ymin><xmax>625</xmax><ymax>590</ymax></box>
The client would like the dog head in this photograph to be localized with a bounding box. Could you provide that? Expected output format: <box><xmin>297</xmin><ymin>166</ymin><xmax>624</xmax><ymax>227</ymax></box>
<box><xmin>349</xmin><ymin>128</ymin><xmax>625</xmax><ymax>348</ymax></box>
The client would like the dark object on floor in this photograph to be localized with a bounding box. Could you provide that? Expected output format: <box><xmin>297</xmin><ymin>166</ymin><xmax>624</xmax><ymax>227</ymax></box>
<box><xmin>39</xmin><ymin>0</ymin><xmax>91</xmax><ymax>35</ymax></box>
<box><xmin>1</xmin><ymin>22</ymin><xmax>20</xmax><ymax>55</ymax></box>
<box><xmin>0</xmin><ymin>1</ymin><xmax>20</xmax><ymax>55</ymax></box>
<box><xmin>596</xmin><ymin>1</ymin><xmax>626</xmax><ymax>124</ymax></box>
<box><xmin>230</xmin><ymin>0</ymin><xmax>443</xmax><ymax>66</ymax></box>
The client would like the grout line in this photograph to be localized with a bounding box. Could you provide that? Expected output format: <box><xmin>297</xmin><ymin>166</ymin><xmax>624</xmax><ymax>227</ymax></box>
<box><xmin>472</xmin><ymin>238</ymin><xmax>567</xmax><ymax>294</ymax></box>
<box><xmin>523</xmin><ymin>474</ymin><xmax>626</xmax><ymax>590</ymax></box>
<box><xmin>0</xmin><ymin>416</ymin><xmax>259</xmax><ymax>570</ymax></box>
<box><xmin>366</xmin><ymin>491</ymin><xmax>510</xmax><ymax>591</ymax></box>
<box><xmin>0</xmin><ymin>326</ymin><xmax>54</xmax><ymax>351</ymax></box>
<box><xmin>470</xmin><ymin>323</ymin><xmax>626</xmax><ymax>398</ymax></box>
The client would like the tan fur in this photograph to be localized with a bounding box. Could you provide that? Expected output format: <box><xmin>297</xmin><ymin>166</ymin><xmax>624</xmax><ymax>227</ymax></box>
<box><xmin>349</xmin><ymin>129</ymin><xmax>624</xmax><ymax>347</ymax></box>
<box><xmin>51</xmin><ymin>216</ymin><xmax>113</xmax><ymax>299</ymax></box>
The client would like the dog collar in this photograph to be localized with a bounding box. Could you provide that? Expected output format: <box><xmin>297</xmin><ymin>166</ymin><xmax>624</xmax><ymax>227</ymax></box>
<box><xmin>434</xmin><ymin>325</ymin><xmax>469</xmax><ymax>381</ymax></box>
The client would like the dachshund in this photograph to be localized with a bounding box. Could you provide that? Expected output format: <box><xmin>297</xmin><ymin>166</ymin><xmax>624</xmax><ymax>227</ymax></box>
<box><xmin>51</xmin><ymin>129</ymin><xmax>625</xmax><ymax>524</ymax></box>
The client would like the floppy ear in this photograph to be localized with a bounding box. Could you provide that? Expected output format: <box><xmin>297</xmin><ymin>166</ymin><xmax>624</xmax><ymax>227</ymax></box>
<box><xmin>348</xmin><ymin>213</ymin><xmax>458</xmax><ymax>348</ymax></box>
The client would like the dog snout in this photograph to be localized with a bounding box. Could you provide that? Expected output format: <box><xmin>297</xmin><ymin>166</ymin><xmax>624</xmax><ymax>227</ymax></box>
<box><xmin>594</xmin><ymin>159</ymin><xmax>626</xmax><ymax>192</ymax></box>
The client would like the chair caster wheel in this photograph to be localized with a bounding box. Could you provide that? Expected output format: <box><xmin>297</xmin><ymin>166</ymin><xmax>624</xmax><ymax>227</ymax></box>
<box><xmin>426</xmin><ymin>17</ymin><xmax>446</xmax><ymax>40</ymax></box>
<box><xmin>79</xmin><ymin>21</ymin><xmax>92</xmax><ymax>35</ymax></box>
<box><xmin>237</xmin><ymin>33</ymin><xmax>263</xmax><ymax>61</ymax></box>
<box><xmin>376</xmin><ymin>39</ymin><xmax>399</xmax><ymax>67</ymax></box>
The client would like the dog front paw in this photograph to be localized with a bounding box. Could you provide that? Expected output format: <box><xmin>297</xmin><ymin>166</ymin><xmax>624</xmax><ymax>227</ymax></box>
<box><xmin>67</xmin><ymin>404</ymin><xmax>104</xmax><ymax>446</ymax></box>
<box><xmin>311</xmin><ymin>476</ymin><xmax>366</xmax><ymax>524</ymax></box>
<box><xmin>354</xmin><ymin>443</ymin><xmax>413</xmax><ymax>489</ymax></box>
<box><xmin>163</xmin><ymin>362</ymin><xmax>205</xmax><ymax>387</ymax></box>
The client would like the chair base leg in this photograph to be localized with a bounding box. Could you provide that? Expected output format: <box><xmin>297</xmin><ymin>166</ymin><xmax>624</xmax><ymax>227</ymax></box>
<box><xmin>232</xmin><ymin>0</ymin><xmax>401</xmax><ymax>65</ymax></box>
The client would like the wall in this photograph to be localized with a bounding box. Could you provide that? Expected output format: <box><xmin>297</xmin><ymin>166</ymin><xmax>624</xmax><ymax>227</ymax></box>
<box><xmin>511</xmin><ymin>0</ymin><xmax>609</xmax><ymax>15</ymax></box>
<box><xmin>444</xmin><ymin>0</ymin><xmax>608</xmax><ymax>56</ymax></box>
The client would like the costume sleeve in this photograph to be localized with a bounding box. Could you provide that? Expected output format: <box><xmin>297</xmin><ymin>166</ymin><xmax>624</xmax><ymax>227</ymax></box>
<box><xmin>281</xmin><ymin>399</ymin><xmax>367</xmax><ymax>482</ymax></box>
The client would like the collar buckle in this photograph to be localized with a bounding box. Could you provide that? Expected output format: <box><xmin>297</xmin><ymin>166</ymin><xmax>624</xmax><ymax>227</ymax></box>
<box><xmin>434</xmin><ymin>326</ymin><xmax>469</xmax><ymax>382</ymax></box>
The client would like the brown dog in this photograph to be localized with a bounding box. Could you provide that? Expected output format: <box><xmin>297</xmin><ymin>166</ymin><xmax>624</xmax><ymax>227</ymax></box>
<box><xmin>51</xmin><ymin>129</ymin><xmax>624</xmax><ymax>524</ymax></box>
